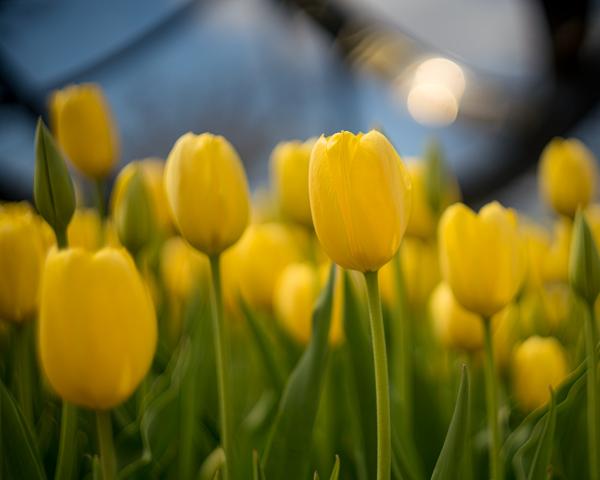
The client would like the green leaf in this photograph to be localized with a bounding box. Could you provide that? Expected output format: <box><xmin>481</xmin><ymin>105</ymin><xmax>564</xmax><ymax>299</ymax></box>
<box><xmin>526</xmin><ymin>391</ymin><xmax>557</xmax><ymax>480</ymax></box>
<box><xmin>329</xmin><ymin>455</ymin><xmax>340</xmax><ymax>480</ymax></box>
<box><xmin>198</xmin><ymin>448</ymin><xmax>225</xmax><ymax>480</ymax></box>
<box><xmin>262</xmin><ymin>266</ymin><xmax>336</xmax><ymax>480</ymax></box>
<box><xmin>252</xmin><ymin>450</ymin><xmax>266</xmax><ymax>480</ymax></box>
<box><xmin>569</xmin><ymin>211</ymin><xmax>600</xmax><ymax>305</ymax></box>
<box><xmin>0</xmin><ymin>379</ymin><xmax>46</xmax><ymax>479</ymax></box>
<box><xmin>431</xmin><ymin>365</ymin><xmax>470</xmax><ymax>480</ymax></box>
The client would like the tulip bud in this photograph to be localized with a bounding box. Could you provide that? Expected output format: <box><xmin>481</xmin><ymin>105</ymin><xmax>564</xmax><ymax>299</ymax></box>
<box><xmin>539</xmin><ymin>137</ymin><xmax>597</xmax><ymax>217</ymax></box>
<box><xmin>50</xmin><ymin>83</ymin><xmax>119</xmax><ymax>179</ymax></box>
<box><xmin>34</xmin><ymin>118</ymin><xmax>75</xmax><ymax>246</ymax></box>
<box><xmin>430</xmin><ymin>283</ymin><xmax>483</xmax><ymax>352</ymax></box>
<box><xmin>309</xmin><ymin>130</ymin><xmax>412</xmax><ymax>272</ymax></box>
<box><xmin>511</xmin><ymin>336</ymin><xmax>568</xmax><ymax>411</ymax></box>
<box><xmin>569</xmin><ymin>211</ymin><xmax>600</xmax><ymax>305</ymax></box>
<box><xmin>438</xmin><ymin>202</ymin><xmax>525</xmax><ymax>317</ymax></box>
<box><xmin>164</xmin><ymin>133</ymin><xmax>250</xmax><ymax>256</ymax></box>
<box><xmin>270</xmin><ymin>139</ymin><xmax>315</xmax><ymax>228</ymax></box>
<box><xmin>114</xmin><ymin>170</ymin><xmax>155</xmax><ymax>256</ymax></box>
<box><xmin>0</xmin><ymin>203</ymin><xmax>52</xmax><ymax>323</ymax></box>
<box><xmin>38</xmin><ymin>247</ymin><xmax>157</xmax><ymax>410</ymax></box>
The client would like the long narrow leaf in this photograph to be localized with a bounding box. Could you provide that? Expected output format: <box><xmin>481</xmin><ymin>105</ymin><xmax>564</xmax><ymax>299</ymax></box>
<box><xmin>527</xmin><ymin>391</ymin><xmax>557</xmax><ymax>480</ymax></box>
<box><xmin>329</xmin><ymin>455</ymin><xmax>341</xmax><ymax>480</ymax></box>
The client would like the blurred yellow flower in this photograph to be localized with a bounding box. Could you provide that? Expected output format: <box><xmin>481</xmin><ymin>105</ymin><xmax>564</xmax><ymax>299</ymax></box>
<box><xmin>50</xmin><ymin>83</ymin><xmax>119</xmax><ymax>179</ymax></box>
<box><xmin>309</xmin><ymin>130</ymin><xmax>412</xmax><ymax>272</ymax></box>
<box><xmin>67</xmin><ymin>209</ymin><xmax>103</xmax><ymax>251</ymax></box>
<box><xmin>0</xmin><ymin>203</ymin><xmax>52</xmax><ymax>323</ymax></box>
<box><xmin>542</xmin><ymin>217</ymin><xmax>572</xmax><ymax>284</ymax></box>
<box><xmin>520</xmin><ymin>221</ymin><xmax>551</xmax><ymax>290</ymax></box>
<box><xmin>430</xmin><ymin>283</ymin><xmax>483</xmax><ymax>352</ymax></box>
<box><xmin>439</xmin><ymin>202</ymin><xmax>525</xmax><ymax>317</ymax></box>
<box><xmin>111</xmin><ymin>158</ymin><xmax>172</xmax><ymax>233</ymax></box>
<box><xmin>237</xmin><ymin>223</ymin><xmax>302</xmax><ymax>310</ymax></box>
<box><xmin>539</xmin><ymin>137</ymin><xmax>597</xmax><ymax>217</ymax></box>
<box><xmin>492</xmin><ymin>305</ymin><xmax>519</xmax><ymax>371</ymax></box>
<box><xmin>160</xmin><ymin>236</ymin><xmax>209</xmax><ymax>303</ymax></box>
<box><xmin>164</xmin><ymin>133</ymin><xmax>250</xmax><ymax>256</ymax></box>
<box><xmin>512</xmin><ymin>336</ymin><xmax>568</xmax><ymax>411</ymax></box>
<box><xmin>251</xmin><ymin>188</ymin><xmax>280</xmax><ymax>224</ymax></box>
<box><xmin>271</xmin><ymin>139</ymin><xmax>315</xmax><ymax>228</ymax></box>
<box><xmin>38</xmin><ymin>247</ymin><xmax>156</xmax><ymax>410</ymax></box>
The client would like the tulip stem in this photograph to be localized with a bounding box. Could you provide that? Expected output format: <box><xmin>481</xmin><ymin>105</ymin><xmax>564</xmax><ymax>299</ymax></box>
<box><xmin>585</xmin><ymin>303</ymin><xmax>599</xmax><ymax>480</ymax></box>
<box><xmin>96</xmin><ymin>411</ymin><xmax>117</xmax><ymax>480</ymax></box>
<box><xmin>209</xmin><ymin>255</ymin><xmax>233</xmax><ymax>480</ymax></box>
<box><xmin>55</xmin><ymin>402</ymin><xmax>78</xmax><ymax>480</ymax></box>
<box><xmin>14</xmin><ymin>324</ymin><xmax>33</xmax><ymax>425</ymax></box>
<box><xmin>482</xmin><ymin>319</ymin><xmax>503</xmax><ymax>480</ymax></box>
<box><xmin>364</xmin><ymin>270</ymin><xmax>391</xmax><ymax>480</ymax></box>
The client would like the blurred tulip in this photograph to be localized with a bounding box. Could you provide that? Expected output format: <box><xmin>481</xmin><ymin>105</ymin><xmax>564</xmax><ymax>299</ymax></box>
<box><xmin>491</xmin><ymin>305</ymin><xmax>519</xmax><ymax>371</ymax></box>
<box><xmin>0</xmin><ymin>203</ymin><xmax>52</xmax><ymax>323</ymax></box>
<box><xmin>512</xmin><ymin>336</ymin><xmax>568</xmax><ymax>411</ymax></box>
<box><xmin>430</xmin><ymin>283</ymin><xmax>483</xmax><ymax>352</ymax></box>
<box><xmin>271</xmin><ymin>138</ymin><xmax>315</xmax><ymax>228</ymax></box>
<box><xmin>542</xmin><ymin>217</ymin><xmax>572</xmax><ymax>284</ymax></box>
<box><xmin>251</xmin><ymin>187</ymin><xmax>280</xmax><ymax>224</ymax></box>
<box><xmin>164</xmin><ymin>133</ymin><xmax>250</xmax><ymax>256</ymax></box>
<box><xmin>439</xmin><ymin>202</ymin><xmax>525</xmax><ymax>317</ymax></box>
<box><xmin>50</xmin><ymin>83</ymin><xmax>119</xmax><ymax>179</ymax></box>
<box><xmin>520</xmin><ymin>221</ymin><xmax>551</xmax><ymax>290</ymax></box>
<box><xmin>539</xmin><ymin>137</ymin><xmax>597</xmax><ymax>217</ymax></box>
<box><xmin>237</xmin><ymin>223</ymin><xmax>302</xmax><ymax>310</ymax></box>
<box><xmin>309</xmin><ymin>130</ymin><xmax>412</xmax><ymax>272</ymax></box>
<box><xmin>67</xmin><ymin>209</ymin><xmax>103</xmax><ymax>251</ymax></box>
<box><xmin>39</xmin><ymin>247</ymin><xmax>156</xmax><ymax>410</ymax></box>
<box><xmin>112</xmin><ymin>158</ymin><xmax>172</xmax><ymax>233</ymax></box>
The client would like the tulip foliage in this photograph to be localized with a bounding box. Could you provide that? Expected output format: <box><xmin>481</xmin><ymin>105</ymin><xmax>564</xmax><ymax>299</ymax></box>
<box><xmin>1</xmin><ymin>84</ymin><xmax>600</xmax><ymax>480</ymax></box>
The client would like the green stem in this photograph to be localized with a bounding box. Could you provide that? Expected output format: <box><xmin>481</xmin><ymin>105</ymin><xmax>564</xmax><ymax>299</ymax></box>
<box><xmin>54</xmin><ymin>402</ymin><xmax>78</xmax><ymax>480</ymax></box>
<box><xmin>209</xmin><ymin>255</ymin><xmax>233</xmax><ymax>480</ymax></box>
<box><xmin>364</xmin><ymin>270</ymin><xmax>391</xmax><ymax>480</ymax></box>
<box><xmin>96</xmin><ymin>411</ymin><xmax>116</xmax><ymax>480</ymax></box>
<box><xmin>585</xmin><ymin>303</ymin><xmax>599</xmax><ymax>480</ymax></box>
<box><xmin>483</xmin><ymin>319</ymin><xmax>503</xmax><ymax>480</ymax></box>
<box><xmin>55</xmin><ymin>228</ymin><xmax>68</xmax><ymax>249</ymax></box>
<box><xmin>14</xmin><ymin>325</ymin><xmax>33</xmax><ymax>425</ymax></box>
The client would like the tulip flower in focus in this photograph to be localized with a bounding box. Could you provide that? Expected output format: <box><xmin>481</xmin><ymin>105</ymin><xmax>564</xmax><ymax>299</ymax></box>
<box><xmin>539</xmin><ymin>137</ymin><xmax>597</xmax><ymax>218</ymax></box>
<box><xmin>511</xmin><ymin>336</ymin><xmax>568</xmax><ymax>411</ymax></box>
<box><xmin>38</xmin><ymin>247</ymin><xmax>156</xmax><ymax>410</ymax></box>
<box><xmin>271</xmin><ymin>138</ymin><xmax>315</xmax><ymax>228</ymax></box>
<box><xmin>309</xmin><ymin>130</ymin><xmax>412</xmax><ymax>272</ymax></box>
<box><xmin>50</xmin><ymin>83</ymin><xmax>119</xmax><ymax>179</ymax></box>
<box><xmin>439</xmin><ymin>201</ymin><xmax>525</xmax><ymax>317</ymax></box>
<box><xmin>0</xmin><ymin>203</ymin><xmax>52</xmax><ymax>323</ymax></box>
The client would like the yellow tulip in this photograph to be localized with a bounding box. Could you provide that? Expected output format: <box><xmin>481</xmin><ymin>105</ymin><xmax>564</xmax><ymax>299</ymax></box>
<box><xmin>539</xmin><ymin>137</ymin><xmax>597</xmax><ymax>217</ymax></box>
<box><xmin>237</xmin><ymin>223</ymin><xmax>302</xmax><ymax>310</ymax></box>
<box><xmin>309</xmin><ymin>130</ymin><xmax>412</xmax><ymax>272</ymax></box>
<box><xmin>38</xmin><ymin>247</ymin><xmax>156</xmax><ymax>410</ymax></box>
<box><xmin>271</xmin><ymin>139</ymin><xmax>315</xmax><ymax>228</ymax></box>
<box><xmin>439</xmin><ymin>202</ymin><xmax>525</xmax><ymax>317</ymax></box>
<box><xmin>50</xmin><ymin>83</ymin><xmax>119</xmax><ymax>179</ymax></box>
<box><xmin>542</xmin><ymin>217</ymin><xmax>572</xmax><ymax>284</ymax></box>
<box><xmin>430</xmin><ymin>283</ymin><xmax>483</xmax><ymax>352</ymax></box>
<box><xmin>160</xmin><ymin>236</ymin><xmax>209</xmax><ymax>303</ymax></box>
<box><xmin>164</xmin><ymin>133</ymin><xmax>250</xmax><ymax>256</ymax></box>
<box><xmin>0</xmin><ymin>203</ymin><xmax>52</xmax><ymax>323</ymax></box>
<box><xmin>512</xmin><ymin>336</ymin><xmax>568</xmax><ymax>411</ymax></box>
<box><xmin>520</xmin><ymin>221</ymin><xmax>551</xmax><ymax>290</ymax></box>
<box><xmin>67</xmin><ymin>209</ymin><xmax>102</xmax><ymax>251</ymax></box>
<box><xmin>111</xmin><ymin>158</ymin><xmax>172</xmax><ymax>233</ymax></box>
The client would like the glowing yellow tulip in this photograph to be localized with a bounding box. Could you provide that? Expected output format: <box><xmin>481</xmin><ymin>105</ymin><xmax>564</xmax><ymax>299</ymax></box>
<box><xmin>50</xmin><ymin>83</ymin><xmax>119</xmax><ymax>179</ymax></box>
<box><xmin>160</xmin><ymin>236</ymin><xmax>209</xmax><ymax>303</ymax></box>
<box><xmin>512</xmin><ymin>336</ymin><xmax>568</xmax><ymax>411</ymax></box>
<box><xmin>309</xmin><ymin>130</ymin><xmax>412</xmax><ymax>272</ymax></box>
<box><xmin>271</xmin><ymin>139</ymin><xmax>315</xmax><ymax>227</ymax></box>
<box><xmin>164</xmin><ymin>133</ymin><xmax>250</xmax><ymax>256</ymax></box>
<box><xmin>539</xmin><ymin>137</ymin><xmax>597</xmax><ymax>217</ymax></box>
<box><xmin>111</xmin><ymin>158</ymin><xmax>172</xmax><ymax>233</ymax></box>
<box><xmin>38</xmin><ymin>247</ymin><xmax>156</xmax><ymax>410</ymax></box>
<box><xmin>0</xmin><ymin>203</ymin><xmax>52</xmax><ymax>323</ymax></box>
<box><xmin>439</xmin><ymin>202</ymin><xmax>525</xmax><ymax>317</ymax></box>
<box><xmin>237</xmin><ymin>223</ymin><xmax>302</xmax><ymax>310</ymax></box>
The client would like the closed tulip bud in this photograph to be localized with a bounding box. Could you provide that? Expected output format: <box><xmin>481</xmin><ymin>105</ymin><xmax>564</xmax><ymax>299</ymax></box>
<box><xmin>430</xmin><ymin>283</ymin><xmax>483</xmax><ymax>352</ymax></box>
<box><xmin>237</xmin><ymin>223</ymin><xmax>302</xmax><ymax>310</ymax></box>
<box><xmin>539</xmin><ymin>137</ymin><xmax>597</xmax><ymax>217</ymax></box>
<box><xmin>160</xmin><ymin>236</ymin><xmax>209</xmax><ymax>303</ymax></box>
<box><xmin>512</xmin><ymin>336</ymin><xmax>568</xmax><ymax>411</ymax></box>
<box><xmin>439</xmin><ymin>202</ymin><xmax>525</xmax><ymax>317</ymax></box>
<box><xmin>50</xmin><ymin>83</ymin><xmax>119</xmax><ymax>179</ymax></box>
<box><xmin>309</xmin><ymin>130</ymin><xmax>412</xmax><ymax>272</ymax></box>
<box><xmin>271</xmin><ymin>138</ymin><xmax>315</xmax><ymax>228</ymax></box>
<box><xmin>38</xmin><ymin>247</ymin><xmax>157</xmax><ymax>410</ymax></box>
<box><xmin>111</xmin><ymin>158</ymin><xmax>172</xmax><ymax>233</ymax></box>
<box><xmin>569</xmin><ymin>211</ymin><xmax>600</xmax><ymax>305</ymax></box>
<box><xmin>0</xmin><ymin>203</ymin><xmax>52</xmax><ymax>323</ymax></box>
<box><xmin>114</xmin><ymin>171</ymin><xmax>155</xmax><ymax>255</ymax></box>
<box><xmin>164</xmin><ymin>132</ymin><xmax>250</xmax><ymax>256</ymax></box>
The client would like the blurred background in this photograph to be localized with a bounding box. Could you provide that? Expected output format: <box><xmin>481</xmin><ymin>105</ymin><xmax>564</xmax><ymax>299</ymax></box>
<box><xmin>1</xmin><ymin>0</ymin><xmax>599</xmax><ymax>215</ymax></box>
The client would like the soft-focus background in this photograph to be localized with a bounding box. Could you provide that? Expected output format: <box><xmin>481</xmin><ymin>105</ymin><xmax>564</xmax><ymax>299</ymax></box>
<box><xmin>1</xmin><ymin>0</ymin><xmax>599</xmax><ymax>214</ymax></box>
